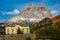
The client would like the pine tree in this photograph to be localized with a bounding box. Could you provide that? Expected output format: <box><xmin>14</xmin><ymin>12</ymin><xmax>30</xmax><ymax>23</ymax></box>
<box><xmin>17</xmin><ymin>27</ymin><xmax>23</xmax><ymax>34</ymax></box>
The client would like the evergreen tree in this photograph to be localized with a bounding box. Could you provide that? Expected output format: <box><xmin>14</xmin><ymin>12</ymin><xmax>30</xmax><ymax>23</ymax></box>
<box><xmin>17</xmin><ymin>27</ymin><xmax>23</xmax><ymax>34</ymax></box>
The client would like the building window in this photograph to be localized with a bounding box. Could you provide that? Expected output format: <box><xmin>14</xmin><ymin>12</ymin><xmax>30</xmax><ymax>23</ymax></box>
<box><xmin>26</xmin><ymin>28</ymin><xmax>28</xmax><ymax>33</ymax></box>
<box><xmin>22</xmin><ymin>28</ymin><xmax>24</xmax><ymax>33</ymax></box>
<box><xmin>12</xmin><ymin>29</ymin><xmax>14</xmax><ymax>34</ymax></box>
<box><xmin>7</xmin><ymin>29</ymin><xmax>9</xmax><ymax>34</ymax></box>
<box><xmin>12</xmin><ymin>29</ymin><xmax>13</xmax><ymax>32</ymax></box>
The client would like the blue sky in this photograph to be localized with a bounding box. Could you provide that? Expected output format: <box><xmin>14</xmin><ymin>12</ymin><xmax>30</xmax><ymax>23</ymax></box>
<box><xmin>0</xmin><ymin>0</ymin><xmax>60</xmax><ymax>22</ymax></box>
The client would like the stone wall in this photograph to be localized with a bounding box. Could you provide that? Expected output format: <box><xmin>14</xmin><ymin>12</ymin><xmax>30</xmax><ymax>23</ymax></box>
<box><xmin>0</xmin><ymin>34</ymin><xmax>36</xmax><ymax>40</ymax></box>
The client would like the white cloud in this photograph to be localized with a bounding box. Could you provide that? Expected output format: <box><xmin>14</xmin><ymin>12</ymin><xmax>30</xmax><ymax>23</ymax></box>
<box><xmin>9</xmin><ymin>17</ymin><xmax>41</xmax><ymax>23</ymax></box>
<box><xmin>4</xmin><ymin>12</ymin><xmax>13</xmax><ymax>14</ymax></box>
<box><xmin>51</xmin><ymin>10</ymin><xmax>58</xmax><ymax>14</ymax></box>
<box><xmin>13</xmin><ymin>9</ymin><xmax>19</xmax><ymax>14</ymax></box>
<box><xmin>2</xmin><ymin>9</ymin><xmax>20</xmax><ymax>15</ymax></box>
<box><xmin>51</xmin><ymin>10</ymin><xmax>60</xmax><ymax>16</ymax></box>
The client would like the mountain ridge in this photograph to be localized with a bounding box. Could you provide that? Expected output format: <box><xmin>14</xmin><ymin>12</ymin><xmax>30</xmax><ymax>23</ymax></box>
<box><xmin>8</xmin><ymin>4</ymin><xmax>53</xmax><ymax>26</ymax></box>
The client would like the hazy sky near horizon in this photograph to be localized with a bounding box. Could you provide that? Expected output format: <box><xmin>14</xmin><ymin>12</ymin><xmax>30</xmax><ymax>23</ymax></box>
<box><xmin>0</xmin><ymin>0</ymin><xmax>60</xmax><ymax>22</ymax></box>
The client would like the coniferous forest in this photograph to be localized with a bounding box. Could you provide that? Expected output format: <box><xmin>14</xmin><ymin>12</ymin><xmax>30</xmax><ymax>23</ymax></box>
<box><xmin>30</xmin><ymin>15</ymin><xmax>60</xmax><ymax>40</ymax></box>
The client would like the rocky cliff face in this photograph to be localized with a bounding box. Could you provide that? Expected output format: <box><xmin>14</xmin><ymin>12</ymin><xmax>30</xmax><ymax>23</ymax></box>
<box><xmin>52</xmin><ymin>15</ymin><xmax>60</xmax><ymax>22</ymax></box>
<box><xmin>8</xmin><ymin>4</ymin><xmax>53</xmax><ymax>26</ymax></box>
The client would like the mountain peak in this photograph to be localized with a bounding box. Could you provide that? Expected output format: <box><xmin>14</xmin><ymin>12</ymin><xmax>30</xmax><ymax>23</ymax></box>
<box><xmin>40</xmin><ymin>4</ymin><xmax>45</xmax><ymax>8</ymax></box>
<box><xmin>38</xmin><ymin>4</ymin><xmax>46</xmax><ymax>10</ymax></box>
<box><xmin>8</xmin><ymin>4</ymin><xmax>53</xmax><ymax>26</ymax></box>
<box><xmin>27</xmin><ymin>3</ymin><xmax>36</xmax><ymax>9</ymax></box>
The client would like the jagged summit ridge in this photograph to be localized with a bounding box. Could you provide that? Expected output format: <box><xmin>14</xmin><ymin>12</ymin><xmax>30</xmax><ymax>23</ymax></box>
<box><xmin>8</xmin><ymin>4</ymin><xmax>53</xmax><ymax>26</ymax></box>
<box><xmin>28</xmin><ymin>4</ymin><xmax>35</xmax><ymax>9</ymax></box>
